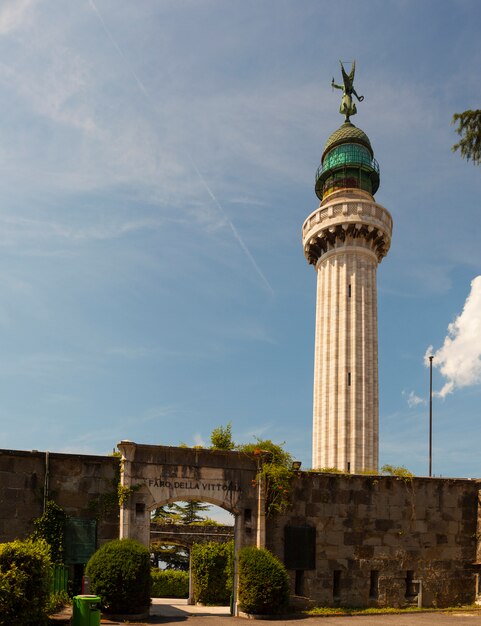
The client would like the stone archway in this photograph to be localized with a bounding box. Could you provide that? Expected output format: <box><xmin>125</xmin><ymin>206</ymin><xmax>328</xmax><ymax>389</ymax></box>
<box><xmin>117</xmin><ymin>441</ymin><xmax>265</xmax><ymax>613</ymax></box>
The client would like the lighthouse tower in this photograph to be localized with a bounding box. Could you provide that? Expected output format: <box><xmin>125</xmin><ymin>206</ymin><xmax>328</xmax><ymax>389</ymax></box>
<box><xmin>302</xmin><ymin>63</ymin><xmax>392</xmax><ymax>473</ymax></box>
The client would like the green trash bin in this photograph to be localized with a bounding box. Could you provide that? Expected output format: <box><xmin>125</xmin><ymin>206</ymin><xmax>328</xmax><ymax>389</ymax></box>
<box><xmin>73</xmin><ymin>595</ymin><xmax>101</xmax><ymax>626</ymax></box>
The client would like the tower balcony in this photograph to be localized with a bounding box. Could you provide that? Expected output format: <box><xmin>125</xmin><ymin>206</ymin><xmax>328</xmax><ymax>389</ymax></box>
<box><xmin>302</xmin><ymin>189</ymin><xmax>392</xmax><ymax>267</ymax></box>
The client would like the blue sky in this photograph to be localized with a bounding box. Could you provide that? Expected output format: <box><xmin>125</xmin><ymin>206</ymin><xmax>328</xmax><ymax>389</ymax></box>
<box><xmin>0</xmin><ymin>0</ymin><xmax>480</xmax><ymax>480</ymax></box>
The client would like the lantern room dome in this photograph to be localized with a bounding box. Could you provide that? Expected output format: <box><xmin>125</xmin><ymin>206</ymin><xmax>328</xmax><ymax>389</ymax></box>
<box><xmin>322</xmin><ymin>121</ymin><xmax>373</xmax><ymax>160</ymax></box>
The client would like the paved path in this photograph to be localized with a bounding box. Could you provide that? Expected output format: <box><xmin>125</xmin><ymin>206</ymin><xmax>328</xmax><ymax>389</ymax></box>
<box><xmin>151</xmin><ymin>597</ymin><xmax>231</xmax><ymax>617</ymax></box>
<box><xmin>150</xmin><ymin>601</ymin><xmax>481</xmax><ymax>625</ymax></box>
<box><xmin>98</xmin><ymin>600</ymin><xmax>481</xmax><ymax>626</ymax></box>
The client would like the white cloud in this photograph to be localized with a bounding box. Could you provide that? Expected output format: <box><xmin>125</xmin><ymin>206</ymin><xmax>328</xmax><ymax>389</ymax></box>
<box><xmin>0</xmin><ymin>213</ymin><xmax>165</xmax><ymax>248</ymax></box>
<box><xmin>426</xmin><ymin>276</ymin><xmax>481</xmax><ymax>398</ymax></box>
<box><xmin>0</xmin><ymin>46</ymin><xmax>96</xmax><ymax>134</ymax></box>
<box><xmin>0</xmin><ymin>0</ymin><xmax>39</xmax><ymax>35</ymax></box>
<box><xmin>403</xmin><ymin>390</ymin><xmax>426</xmax><ymax>408</ymax></box>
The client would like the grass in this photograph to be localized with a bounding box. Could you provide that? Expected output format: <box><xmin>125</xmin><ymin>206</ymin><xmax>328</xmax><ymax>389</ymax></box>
<box><xmin>307</xmin><ymin>605</ymin><xmax>481</xmax><ymax>616</ymax></box>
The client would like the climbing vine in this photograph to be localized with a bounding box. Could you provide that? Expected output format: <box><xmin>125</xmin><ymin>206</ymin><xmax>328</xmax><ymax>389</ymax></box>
<box><xmin>239</xmin><ymin>439</ymin><xmax>294</xmax><ymax>517</ymax></box>
<box><xmin>31</xmin><ymin>500</ymin><xmax>68</xmax><ymax>563</ymax></box>
<box><xmin>117</xmin><ymin>483</ymin><xmax>141</xmax><ymax>506</ymax></box>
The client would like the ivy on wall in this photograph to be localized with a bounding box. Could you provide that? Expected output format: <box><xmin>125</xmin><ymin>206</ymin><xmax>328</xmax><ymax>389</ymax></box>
<box><xmin>31</xmin><ymin>500</ymin><xmax>68</xmax><ymax>564</ymax></box>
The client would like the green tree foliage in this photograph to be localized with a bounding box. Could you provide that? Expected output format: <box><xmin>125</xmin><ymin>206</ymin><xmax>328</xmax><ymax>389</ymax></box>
<box><xmin>210</xmin><ymin>422</ymin><xmax>235</xmax><ymax>450</ymax></box>
<box><xmin>191</xmin><ymin>540</ymin><xmax>233</xmax><ymax>605</ymax></box>
<box><xmin>381</xmin><ymin>464</ymin><xmax>414</xmax><ymax>479</ymax></box>
<box><xmin>452</xmin><ymin>109</ymin><xmax>481</xmax><ymax>165</ymax></box>
<box><xmin>31</xmin><ymin>501</ymin><xmax>68</xmax><ymax>564</ymax></box>
<box><xmin>85</xmin><ymin>539</ymin><xmax>151</xmax><ymax>615</ymax></box>
<box><xmin>238</xmin><ymin>438</ymin><xmax>292</xmax><ymax>467</ymax></box>
<box><xmin>151</xmin><ymin>504</ymin><xmax>181</xmax><ymax>524</ymax></box>
<box><xmin>151</xmin><ymin>569</ymin><xmax>189</xmax><ymax>598</ymax></box>
<box><xmin>170</xmin><ymin>500</ymin><xmax>211</xmax><ymax>524</ymax></box>
<box><xmin>152</xmin><ymin>501</ymin><xmax>213</xmax><ymax>525</ymax></box>
<box><xmin>238</xmin><ymin>439</ymin><xmax>294</xmax><ymax>517</ymax></box>
<box><xmin>238</xmin><ymin>546</ymin><xmax>289</xmax><ymax>615</ymax></box>
<box><xmin>150</xmin><ymin>542</ymin><xmax>189</xmax><ymax>571</ymax></box>
<box><xmin>0</xmin><ymin>538</ymin><xmax>52</xmax><ymax>626</ymax></box>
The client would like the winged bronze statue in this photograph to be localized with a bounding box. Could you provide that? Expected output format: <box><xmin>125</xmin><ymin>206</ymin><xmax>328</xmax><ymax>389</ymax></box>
<box><xmin>331</xmin><ymin>60</ymin><xmax>364</xmax><ymax>121</ymax></box>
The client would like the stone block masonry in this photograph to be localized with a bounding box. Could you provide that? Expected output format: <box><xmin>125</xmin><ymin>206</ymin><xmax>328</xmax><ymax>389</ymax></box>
<box><xmin>0</xmin><ymin>448</ymin><xmax>119</xmax><ymax>546</ymax></box>
<box><xmin>267</xmin><ymin>472</ymin><xmax>481</xmax><ymax>608</ymax></box>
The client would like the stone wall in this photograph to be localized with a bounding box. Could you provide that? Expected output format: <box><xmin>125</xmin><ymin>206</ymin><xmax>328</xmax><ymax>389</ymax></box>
<box><xmin>2</xmin><ymin>447</ymin><xmax>481</xmax><ymax>608</ymax></box>
<box><xmin>0</xmin><ymin>448</ymin><xmax>119</xmax><ymax>547</ymax></box>
<box><xmin>267</xmin><ymin>472</ymin><xmax>480</xmax><ymax>608</ymax></box>
<box><xmin>150</xmin><ymin>522</ymin><xmax>234</xmax><ymax>548</ymax></box>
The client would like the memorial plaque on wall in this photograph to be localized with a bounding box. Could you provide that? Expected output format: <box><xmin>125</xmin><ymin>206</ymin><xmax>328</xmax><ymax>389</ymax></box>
<box><xmin>65</xmin><ymin>518</ymin><xmax>97</xmax><ymax>564</ymax></box>
<box><xmin>284</xmin><ymin>525</ymin><xmax>316</xmax><ymax>570</ymax></box>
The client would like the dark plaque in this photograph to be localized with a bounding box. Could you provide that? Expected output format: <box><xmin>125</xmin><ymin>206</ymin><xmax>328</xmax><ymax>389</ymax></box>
<box><xmin>65</xmin><ymin>518</ymin><xmax>97</xmax><ymax>564</ymax></box>
<box><xmin>284</xmin><ymin>525</ymin><xmax>316</xmax><ymax>570</ymax></box>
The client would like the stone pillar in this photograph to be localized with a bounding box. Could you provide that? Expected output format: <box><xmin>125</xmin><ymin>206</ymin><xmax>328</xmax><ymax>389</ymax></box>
<box><xmin>118</xmin><ymin>440</ymin><xmax>135</xmax><ymax>540</ymax></box>
<box><xmin>188</xmin><ymin>549</ymin><xmax>194</xmax><ymax>605</ymax></box>
<box><xmin>256</xmin><ymin>473</ymin><xmax>266</xmax><ymax>548</ymax></box>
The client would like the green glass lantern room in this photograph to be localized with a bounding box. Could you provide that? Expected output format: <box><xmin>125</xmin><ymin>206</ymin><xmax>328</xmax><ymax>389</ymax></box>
<box><xmin>315</xmin><ymin>121</ymin><xmax>380</xmax><ymax>201</ymax></box>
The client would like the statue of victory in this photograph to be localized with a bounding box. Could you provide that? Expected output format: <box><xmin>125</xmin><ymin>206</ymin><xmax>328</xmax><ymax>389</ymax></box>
<box><xmin>331</xmin><ymin>60</ymin><xmax>364</xmax><ymax>121</ymax></box>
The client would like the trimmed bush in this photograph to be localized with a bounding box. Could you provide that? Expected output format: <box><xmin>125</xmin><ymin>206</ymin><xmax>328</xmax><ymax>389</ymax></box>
<box><xmin>191</xmin><ymin>540</ymin><xmax>233</xmax><ymax>605</ymax></box>
<box><xmin>238</xmin><ymin>546</ymin><xmax>289</xmax><ymax>615</ymax></box>
<box><xmin>85</xmin><ymin>539</ymin><xmax>151</xmax><ymax>615</ymax></box>
<box><xmin>0</xmin><ymin>538</ymin><xmax>52</xmax><ymax>626</ymax></box>
<box><xmin>151</xmin><ymin>569</ymin><xmax>189</xmax><ymax>598</ymax></box>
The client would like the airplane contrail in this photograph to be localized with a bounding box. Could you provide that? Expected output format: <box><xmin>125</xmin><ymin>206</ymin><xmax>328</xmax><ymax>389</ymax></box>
<box><xmin>187</xmin><ymin>156</ymin><xmax>274</xmax><ymax>295</ymax></box>
<box><xmin>88</xmin><ymin>0</ymin><xmax>274</xmax><ymax>295</ymax></box>
<box><xmin>88</xmin><ymin>0</ymin><xmax>149</xmax><ymax>100</ymax></box>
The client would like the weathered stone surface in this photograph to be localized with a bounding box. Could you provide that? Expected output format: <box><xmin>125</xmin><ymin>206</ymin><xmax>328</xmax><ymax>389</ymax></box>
<box><xmin>267</xmin><ymin>472</ymin><xmax>481</xmax><ymax>609</ymax></box>
<box><xmin>0</xmin><ymin>448</ymin><xmax>119</xmax><ymax>546</ymax></box>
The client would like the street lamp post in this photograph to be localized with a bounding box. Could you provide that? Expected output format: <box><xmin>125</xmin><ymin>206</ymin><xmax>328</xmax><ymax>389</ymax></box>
<box><xmin>429</xmin><ymin>355</ymin><xmax>433</xmax><ymax>477</ymax></box>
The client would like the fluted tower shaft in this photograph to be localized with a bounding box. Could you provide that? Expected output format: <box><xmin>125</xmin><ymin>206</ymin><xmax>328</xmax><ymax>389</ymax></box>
<box><xmin>303</xmin><ymin>187</ymin><xmax>392</xmax><ymax>473</ymax></box>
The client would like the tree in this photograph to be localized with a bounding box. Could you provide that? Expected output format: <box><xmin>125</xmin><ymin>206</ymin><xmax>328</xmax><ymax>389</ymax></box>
<box><xmin>171</xmin><ymin>500</ymin><xmax>211</xmax><ymax>524</ymax></box>
<box><xmin>150</xmin><ymin>542</ymin><xmax>189</xmax><ymax>571</ymax></box>
<box><xmin>452</xmin><ymin>110</ymin><xmax>481</xmax><ymax>165</ymax></box>
<box><xmin>210</xmin><ymin>422</ymin><xmax>235</xmax><ymax>450</ymax></box>
<box><xmin>151</xmin><ymin>504</ymin><xmax>181</xmax><ymax>524</ymax></box>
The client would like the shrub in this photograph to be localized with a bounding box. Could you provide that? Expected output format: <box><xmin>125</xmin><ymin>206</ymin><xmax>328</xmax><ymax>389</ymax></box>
<box><xmin>85</xmin><ymin>539</ymin><xmax>151</xmax><ymax>614</ymax></box>
<box><xmin>0</xmin><ymin>538</ymin><xmax>52</xmax><ymax>626</ymax></box>
<box><xmin>238</xmin><ymin>546</ymin><xmax>289</xmax><ymax>615</ymax></box>
<box><xmin>381</xmin><ymin>464</ymin><xmax>414</xmax><ymax>480</ymax></box>
<box><xmin>210</xmin><ymin>422</ymin><xmax>235</xmax><ymax>450</ymax></box>
<box><xmin>151</xmin><ymin>569</ymin><xmax>189</xmax><ymax>598</ymax></box>
<box><xmin>191</xmin><ymin>540</ymin><xmax>233</xmax><ymax>605</ymax></box>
